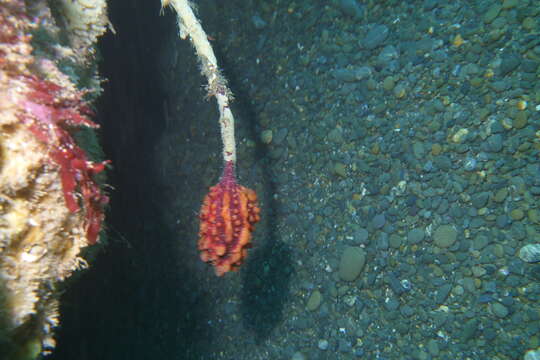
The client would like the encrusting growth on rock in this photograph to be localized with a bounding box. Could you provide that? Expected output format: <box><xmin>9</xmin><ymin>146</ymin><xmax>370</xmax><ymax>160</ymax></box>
<box><xmin>0</xmin><ymin>0</ymin><xmax>110</xmax><ymax>357</ymax></box>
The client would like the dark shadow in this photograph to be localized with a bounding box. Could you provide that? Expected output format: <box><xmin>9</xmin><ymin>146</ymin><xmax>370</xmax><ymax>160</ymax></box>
<box><xmin>51</xmin><ymin>1</ymin><xmax>213</xmax><ymax>359</ymax></box>
<box><xmin>223</xmin><ymin>68</ymin><xmax>293</xmax><ymax>343</ymax></box>
<box><xmin>240</xmin><ymin>239</ymin><xmax>293</xmax><ymax>343</ymax></box>
<box><xmin>206</xmin><ymin>7</ymin><xmax>294</xmax><ymax>342</ymax></box>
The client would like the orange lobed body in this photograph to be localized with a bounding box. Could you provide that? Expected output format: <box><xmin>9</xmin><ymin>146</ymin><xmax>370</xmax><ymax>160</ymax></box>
<box><xmin>198</xmin><ymin>161</ymin><xmax>260</xmax><ymax>276</ymax></box>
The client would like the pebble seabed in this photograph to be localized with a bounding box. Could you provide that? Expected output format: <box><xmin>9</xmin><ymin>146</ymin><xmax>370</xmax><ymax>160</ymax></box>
<box><xmin>154</xmin><ymin>0</ymin><xmax>540</xmax><ymax>359</ymax></box>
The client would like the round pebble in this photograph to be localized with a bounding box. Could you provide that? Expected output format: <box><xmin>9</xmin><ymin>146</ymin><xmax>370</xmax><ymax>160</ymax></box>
<box><xmin>493</xmin><ymin>188</ymin><xmax>508</xmax><ymax>202</ymax></box>
<box><xmin>491</xmin><ymin>302</ymin><xmax>509</xmax><ymax>318</ymax></box>
<box><xmin>431</xmin><ymin>143</ymin><xmax>442</xmax><ymax>155</ymax></box>
<box><xmin>334</xmin><ymin>162</ymin><xmax>347</xmax><ymax>177</ymax></box>
<box><xmin>372</xmin><ymin>213</ymin><xmax>386</xmax><ymax>229</ymax></box>
<box><xmin>513</xmin><ymin>112</ymin><xmax>527</xmax><ymax>129</ymax></box>
<box><xmin>510</xmin><ymin>208</ymin><xmax>524</xmax><ymax>221</ymax></box>
<box><xmin>354</xmin><ymin>228</ymin><xmax>369</xmax><ymax>244</ymax></box>
<box><xmin>433</xmin><ymin>225</ymin><xmax>458</xmax><ymax>248</ymax></box>
<box><xmin>427</xmin><ymin>339</ymin><xmax>440</xmax><ymax>356</ymax></box>
<box><xmin>306</xmin><ymin>290</ymin><xmax>322</xmax><ymax>311</ymax></box>
<box><xmin>338</xmin><ymin>246</ymin><xmax>366</xmax><ymax>281</ymax></box>
<box><xmin>383</xmin><ymin>76</ymin><xmax>395</xmax><ymax>91</ymax></box>
<box><xmin>260</xmin><ymin>129</ymin><xmax>273</xmax><ymax>144</ymax></box>
<box><xmin>389</xmin><ymin>234</ymin><xmax>402</xmax><ymax>248</ymax></box>
<box><xmin>318</xmin><ymin>339</ymin><xmax>329</xmax><ymax>350</ymax></box>
<box><xmin>528</xmin><ymin>209</ymin><xmax>540</xmax><ymax>224</ymax></box>
<box><xmin>408</xmin><ymin>228</ymin><xmax>425</xmax><ymax>244</ymax></box>
<box><xmin>518</xmin><ymin>244</ymin><xmax>540</xmax><ymax>263</ymax></box>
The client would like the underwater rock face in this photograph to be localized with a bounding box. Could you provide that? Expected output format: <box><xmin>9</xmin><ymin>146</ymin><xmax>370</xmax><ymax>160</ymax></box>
<box><xmin>56</xmin><ymin>0</ymin><xmax>109</xmax><ymax>58</ymax></box>
<box><xmin>0</xmin><ymin>1</ymin><xmax>109</xmax><ymax>358</ymax></box>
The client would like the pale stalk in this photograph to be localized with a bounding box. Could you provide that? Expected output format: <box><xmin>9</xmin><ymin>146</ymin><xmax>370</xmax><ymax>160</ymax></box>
<box><xmin>163</xmin><ymin>0</ymin><xmax>236</xmax><ymax>163</ymax></box>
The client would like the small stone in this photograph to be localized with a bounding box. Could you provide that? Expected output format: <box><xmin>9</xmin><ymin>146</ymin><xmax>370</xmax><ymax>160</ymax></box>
<box><xmin>471</xmin><ymin>192</ymin><xmax>489</xmax><ymax>208</ymax></box>
<box><xmin>510</xmin><ymin>208</ymin><xmax>524</xmax><ymax>221</ymax></box>
<box><xmin>353</xmin><ymin>66</ymin><xmax>372</xmax><ymax>80</ymax></box>
<box><xmin>343</xmin><ymin>295</ymin><xmax>357</xmax><ymax>306</ymax></box>
<box><xmin>251</xmin><ymin>14</ymin><xmax>267</xmax><ymax>29</ymax></box>
<box><xmin>502</xmin><ymin>0</ymin><xmax>518</xmax><ymax>9</ymax></box>
<box><xmin>500</xmin><ymin>52</ymin><xmax>521</xmax><ymax>76</ymax></box>
<box><xmin>470</xmin><ymin>77</ymin><xmax>483</xmax><ymax>87</ymax></box>
<box><xmin>433</xmin><ymin>225</ymin><xmax>458</xmax><ymax>248</ymax></box>
<box><xmin>463</xmin><ymin>277</ymin><xmax>476</xmax><ymax>293</ymax></box>
<box><xmin>513</xmin><ymin>112</ymin><xmax>527</xmax><ymax>129</ymax></box>
<box><xmin>492</xmin><ymin>244</ymin><xmax>504</xmax><ymax>258</ymax></box>
<box><xmin>327</xmin><ymin>127</ymin><xmax>344</xmax><ymax>143</ymax></box>
<box><xmin>493</xmin><ymin>188</ymin><xmax>508</xmax><ymax>203</ymax></box>
<box><xmin>484</xmin><ymin>4</ymin><xmax>502</xmax><ymax>24</ymax></box>
<box><xmin>306</xmin><ymin>290</ymin><xmax>322</xmax><ymax>311</ymax></box>
<box><xmin>473</xmin><ymin>234</ymin><xmax>489</xmax><ymax>250</ymax></box>
<box><xmin>496</xmin><ymin>214</ymin><xmax>510</xmax><ymax>228</ymax></box>
<box><xmin>382</xmin><ymin>76</ymin><xmax>395</xmax><ymax>91</ymax></box>
<box><xmin>384</xmin><ymin>296</ymin><xmax>399</xmax><ymax>311</ymax></box>
<box><xmin>462</xmin><ymin>157</ymin><xmax>476</xmax><ymax>172</ymax></box>
<box><xmin>522</xmin><ymin>17</ymin><xmax>537</xmax><ymax>31</ymax></box>
<box><xmin>339</xmin><ymin>246</ymin><xmax>366</xmax><ymax>281</ymax></box>
<box><xmin>273</xmin><ymin>128</ymin><xmax>288</xmax><ymax>144</ymax></box>
<box><xmin>393</xmin><ymin>83</ymin><xmax>406</xmax><ymax>98</ymax></box>
<box><xmin>412</xmin><ymin>141</ymin><xmax>426</xmax><ymax>159</ymax></box>
<box><xmin>435</xmin><ymin>283</ymin><xmax>452</xmax><ymax>304</ymax></box>
<box><xmin>337</xmin><ymin>0</ymin><xmax>364</xmax><ymax>19</ymax></box>
<box><xmin>452</xmin><ymin>34</ymin><xmax>464</xmax><ymax>47</ymax></box>
<box><xmin>399</xmin><ymin>304</ymin><xmax>414</xmax><ymax>317</ymax></box>
<box><xmin>452</xmin><ymin>128</ymin><xmax>469</xmax><ymax>143</ymax></box>
<box><xmin>371</xmin><ymin>142</ymin><xmax>380</xmax><ymax>154</ymax></box>
<box><xmin>363</xmin><ymin>24</ymin><xmax>389</xmax><ymax>50</ymax></box>
<box><xmin>337</xmin><ymin>285</ymin><xmax>349</xmax><ymax>296</ymax></box>
<box><xmin>338</xmin><ymin>339</ymin><xmax>352</xmax><ymax>353</ymax></box>
<box><xmin>431</xmin><ymin>143</ymin><xmax>442</xmax><ymax>156</ymax></box>
<box><xmin>461</xmin><ymin>319</ymin><xmax>478</xmax><ymax>341</ymax></box>
<box><xmin>427</xmin><ymin>339</ymin><xmax>440</xmax><ymax>356</ymax></box>
<box><xmin>389</xmin><ymin>234</ymin><xmax>402</xmax><ymax>248</ymax></box>
<box><xmin>372</xmin><ymin>213</ymin><xmax>386</xmax><ymax>229</ymax></box>
<box><xmin>354</xmin><ymin>347</ymin><xmax>365</xmax><ymax>357</ymax></box>
<box><xmin>318</xmin><ymin>339</ymin><xmax>329</xmax><ymax>350</ymax></box>
<box><xmin>528</xmin><ymin>209</ymin><xmax>540</xmax><ymax>224</ymax></box>
<box><xmin>452</xmin><ymin>285</ymin><xmax>464</xmax><ymax>296</ymax></box>
<box><xmin>354</xmin><ymin>228</ymin><xmax>369</xmax><ymax>244</ymax></box>
<box><xmin>522</xmin><ymin>60</ymin><xmax>538</xmax><ymax>73</ymax></box>
<box><xmin>518</xmin><ymin>244</ymin><xmax>540</xmax><ymax>263</ymax></box>
<box><xmin>486</xmin><ymin>134</ymin><xmax>503</xmax><ymax>152</ymax></box>
<box><xmin>377</xmin><ymin>45</ymin><xmax>399</xmax><ymax>64</ymax></box>
<box><xmin>408</xmin><ymin>228</ymin><xmax>425</xmax><ymax>244</ymax></box>
<box><xmin>334</xmin><ymin>162</ymin><xmax>347</xmax><ymax>177</ymax></box>
<box><xmin>472</xmin><ymin>265</ymin><xmax>487</xmax><ymax>277</ymax></box>
<box><xmin>332</xmin><ymin>67</ymin><xmax>372</xmax><ymax>82</ymax></box>
<box><xmin>491</xmin><ymin>302</ymin><xmax>509</xmax><ymax>318</ymax></box>
<box><xmin>260</xmin><ymin>129</ymin><xmax>272</xmax><ymax>144</ymax></box>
